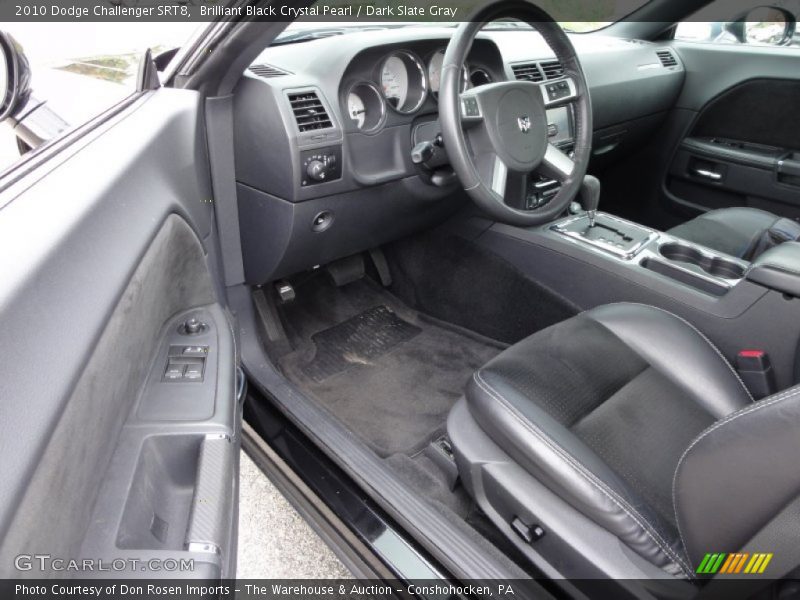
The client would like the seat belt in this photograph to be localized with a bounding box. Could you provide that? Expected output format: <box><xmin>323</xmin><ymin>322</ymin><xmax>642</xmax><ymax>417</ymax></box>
<box><xmin>697</xmin><ymin>494</ymin><xmax>800</xmax><ymax>600</ymax></box>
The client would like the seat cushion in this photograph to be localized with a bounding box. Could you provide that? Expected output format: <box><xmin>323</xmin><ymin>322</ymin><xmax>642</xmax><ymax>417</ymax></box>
<box><xmin>667</xmin><ymin>207</ymin><xmax>800</xmax><ymax>260</ymax></box>
<box><xmin>465</xmin><ymin>303</ymin><xmax>752</xmax><ymax>577</ymax></box>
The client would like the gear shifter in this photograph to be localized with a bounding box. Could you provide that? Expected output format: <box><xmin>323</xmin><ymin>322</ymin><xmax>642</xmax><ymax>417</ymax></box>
<box><xmin>579</xmin><ymin>174</ymin><xmax>601</xmax><ymax>227</ymax></box>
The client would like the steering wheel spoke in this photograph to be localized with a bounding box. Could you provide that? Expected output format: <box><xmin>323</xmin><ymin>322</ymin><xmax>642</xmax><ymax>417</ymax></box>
<box><xmin>463</xmin><ymin>123</ymin><xmax>504</xmax><ymax>195</ymax></box>
<box><xmin>540</xmin><ymin>143</ymin><xmax>575</xmax><ymax>182</ymax></box>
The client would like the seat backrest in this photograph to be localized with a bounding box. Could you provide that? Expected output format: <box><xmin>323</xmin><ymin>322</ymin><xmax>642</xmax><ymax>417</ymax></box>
<box><xmin>673</xmin><ymin>384</ymin><xmax>800</xmax><ymax>568</ymax></box>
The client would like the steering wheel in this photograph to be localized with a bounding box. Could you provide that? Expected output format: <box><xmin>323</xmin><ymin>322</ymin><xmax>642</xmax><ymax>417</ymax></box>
<box><xmin>439</xmin><ymin>0</ymin><xmax>593</xmax><ymax>226</ymax></box>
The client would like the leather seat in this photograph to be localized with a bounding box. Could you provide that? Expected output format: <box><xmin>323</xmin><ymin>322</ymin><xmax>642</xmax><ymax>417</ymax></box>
<box><xmin>667</xmin><ymin>207</ymin><xmax>800</xmax><ymax>261</ymax></box>
<box><xmin>448</xmin><ymin>303</ymin><xmax>800</xmax><ymax>579</ymax></box>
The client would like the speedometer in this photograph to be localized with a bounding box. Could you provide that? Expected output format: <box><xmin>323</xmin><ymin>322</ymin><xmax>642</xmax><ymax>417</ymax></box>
<box><xmin>379</xmin><ymin>51</ymin><xmax>427</xmax><ymax>114</ymax></box>
<box><xmin>381</xmin><ymin>55</ymin><xmax>409</xmax><ymax>109</ymax></box>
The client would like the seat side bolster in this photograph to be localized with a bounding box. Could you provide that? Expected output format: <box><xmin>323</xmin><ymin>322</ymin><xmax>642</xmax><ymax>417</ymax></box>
<box><xmin>467</xmin><ymin>371</ymin><xmax>693</xmax><ymax>578</ymax></box>
<box><xmin>673</xmin><ymin>384</ymin><xmax>800</xmax><ymax>567</ymax></box>
<box><xmin>585</xmin><ymin>303</ymin><xmax>752</xmax><ymax>419</ymax></box>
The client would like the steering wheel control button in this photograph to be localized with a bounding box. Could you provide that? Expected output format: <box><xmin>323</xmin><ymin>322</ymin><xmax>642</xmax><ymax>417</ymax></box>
<box><xmin>542</xmin><ymin>78</ymin><xmax>576</xmax><ymax>107</ymax></box>
<box><xmin>462</xmin><ymin>97</ymin><xmax>480</xmax><ymax>118</ymax></box>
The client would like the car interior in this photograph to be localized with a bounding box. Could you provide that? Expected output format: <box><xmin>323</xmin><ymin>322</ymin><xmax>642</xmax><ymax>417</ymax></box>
<box><xmin>1</xmin><ymin>0</ymin><xmax>800</xmax><ymax>595</ymax></box>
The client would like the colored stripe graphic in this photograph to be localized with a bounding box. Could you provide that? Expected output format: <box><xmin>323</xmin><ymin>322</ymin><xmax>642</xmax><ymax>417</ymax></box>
<box><xmin>697</xmin><ymin>552</ymin><xmax>773</xmax><ymax>574</ymax></box>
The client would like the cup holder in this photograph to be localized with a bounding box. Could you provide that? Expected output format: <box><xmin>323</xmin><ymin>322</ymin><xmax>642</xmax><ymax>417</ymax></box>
<box><xmin>659</xmin><ymin>242</ymin><xmax>745</xmax><ymax>280</ymax></box>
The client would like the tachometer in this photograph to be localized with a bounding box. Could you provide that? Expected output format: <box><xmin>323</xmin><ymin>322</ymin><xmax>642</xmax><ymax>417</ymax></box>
<box><xmin>379</xmin><ymin>51</ymin><xmax>427</xmax><ymax>114</ymax></box>
<box><xmin>427</xmin><ymin>49</ymin><xmax>468</xmax><ymax>98</ymax></box>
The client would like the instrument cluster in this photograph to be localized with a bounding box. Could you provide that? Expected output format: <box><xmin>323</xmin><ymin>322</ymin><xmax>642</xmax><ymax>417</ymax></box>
<box><xmin>344</xmin><ymin>47</ymin><xmax>494</xmax><ymax>133</ymax></box>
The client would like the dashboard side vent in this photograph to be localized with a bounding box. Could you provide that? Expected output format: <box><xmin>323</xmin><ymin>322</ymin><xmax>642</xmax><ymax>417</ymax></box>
<box><xmin>656</xmin><ymin>50</ymin><xmax>678</xmax><ymax>67</ymax></box>
<box><xmin>540</xmin><ymin>60</ymin><xmax>565</xmax><ymax>80</ymax></box>
<box><xmin>288</xmin><ymin>91</ymin><xmax>332</xmax><ymax>132</ymax></box>
<box><xmin>248</xmin><ymin>63</ymin><xmax>291</xmax><ymax>78</ymax></box>
<box><xmin>511</xmin><ymin>63</ymin><xmax>543</xmax><ymax>82</ymax></box>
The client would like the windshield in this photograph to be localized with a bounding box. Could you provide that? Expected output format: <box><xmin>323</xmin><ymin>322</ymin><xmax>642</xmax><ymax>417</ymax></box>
<box><xmin>273</xmin><ymin>0</ymin><xmax>654</xmax><ymax>43</ymax></box>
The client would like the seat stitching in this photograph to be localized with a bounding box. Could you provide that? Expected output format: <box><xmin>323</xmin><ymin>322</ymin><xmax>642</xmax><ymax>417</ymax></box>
<box><xmin>671</xmin><ymin>385</ymin><xmax>800</xmax><ymax>559</ymax></box>
<box><xmin>473</xmin><ymin>371</ymin><xmax>693</xmax><ymax>577</ymax></box>
<box><xmin>589</xmin><ymin>303</ymin><xmax>754</xmax><ymax>403</ymax></box>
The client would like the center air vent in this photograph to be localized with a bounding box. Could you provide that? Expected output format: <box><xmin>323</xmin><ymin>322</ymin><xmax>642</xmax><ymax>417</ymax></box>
<box><xmin>512</xmin><ymin>60</ymin><xmax>564</xmax><ymax>82</ymax></box>
<box><xmin>512</xmin><ymin>63</ymin><xmax>544</xmax><ymax>82</ymax></box>
<box><xmin>288</xmin><ymin>91</ymin><xmax>332</xmax><ymax>132</ymax></box>
<box><xmin>540</xmin><ymin>60</ymin><xmax>564</xmax><ymax>79</ymax></box>
<box><xmin>248</xmin><ymin>63</ymin><xmax>291</xmax><ymax>78</ymax></box>
<box><xmin>656</xmin><ymin>50</ymin><xmax>678</xmax><ymax>67</ymax></box>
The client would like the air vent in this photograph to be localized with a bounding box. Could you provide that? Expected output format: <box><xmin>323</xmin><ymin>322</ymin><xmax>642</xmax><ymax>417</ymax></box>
<box><xmin>248</xmin><ymin>63</ymin><xmax>291</xmax><ymax>78</ymax></box>
<box><xmin>288</xmin><ymin>91</ymin><xmax>332</xmax><ymax>132</ymax></box>
<box><xmin>512</xmin><ymin>63</ymin><xmax>543</xmax><ymax>82</ymax></box>
<box><xmin>540</xmin><ymin>60</ymin><xmax>565</xmax><ymax>80</ymax></box>
<box><xmin>656</xmin><ymin>50</ymin><xmax>678</xmax><ymax>67</ymax></box>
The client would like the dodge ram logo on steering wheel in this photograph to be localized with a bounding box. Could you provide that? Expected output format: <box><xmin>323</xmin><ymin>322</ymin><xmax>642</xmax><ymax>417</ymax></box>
<box><xmin>517</xmin><ymin>115</ymin><xmax>531</xmax><ymax>133</ymax></box>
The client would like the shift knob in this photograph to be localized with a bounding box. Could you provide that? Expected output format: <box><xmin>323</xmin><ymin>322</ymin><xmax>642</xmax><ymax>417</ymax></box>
<box><xmin>579</xmin><ymin>174</ymin><xmax>601</xmax><ymax>227</ymax></box>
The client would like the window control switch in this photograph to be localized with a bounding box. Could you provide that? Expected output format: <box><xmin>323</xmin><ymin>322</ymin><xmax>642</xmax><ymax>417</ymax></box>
<box><xmin>163</xmin><ymin>363</ymin><xmax>186</xmax><ymax>381</ymax></box>
<box><xmin>183</xmin><ymin>363</ymin><xmax>204</xmax><ymax>381</ymax></box>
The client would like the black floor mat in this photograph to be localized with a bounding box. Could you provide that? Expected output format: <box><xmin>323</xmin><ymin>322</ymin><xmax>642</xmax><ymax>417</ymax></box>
<box><xmin>278</xmin><ymin>277</ymin><xmax>503</xmax><ymax>456</ymax></box>
<box><xmin>303</xmin><ymin>306</ymin><xmax>421</xmax><ymax>383</ymax></box>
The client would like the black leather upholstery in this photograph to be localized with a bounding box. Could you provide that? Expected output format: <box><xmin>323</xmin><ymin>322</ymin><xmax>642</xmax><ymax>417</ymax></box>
<box><xmin>746</xmin><ymin>241</ymin><xmax>800</xmax><ymax>297</ymax></box>
<box><xmin>674</xmin><ymin>384</ymin><xmax>800</xmax><ymax>568</ymax></box>
<box><xmin>668</xmin><ymin>207</ymin><xmax>800</xmax><ymax>261</ymax></box>
<box><xmin>463</xmin><ymin>303</ymin><xmax>754</xmax><ymax>578</ymax></box>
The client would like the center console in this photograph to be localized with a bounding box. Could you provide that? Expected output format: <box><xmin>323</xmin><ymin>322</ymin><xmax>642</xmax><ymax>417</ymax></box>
<box><xmin>473</xmin><ymin>208</ymin><xmax>800</xmax><ymax>391</ymax></box>
<box><xmin>550</xmin><ymin>212</ymin><xmax>748</xmax><ymax>297</ymax></box>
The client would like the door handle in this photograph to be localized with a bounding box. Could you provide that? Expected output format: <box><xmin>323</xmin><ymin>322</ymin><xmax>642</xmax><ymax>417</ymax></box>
<box><xmin>693</xmin><ymin>168</ymin><xmax>722</xmax><ymax>181</ymax></box>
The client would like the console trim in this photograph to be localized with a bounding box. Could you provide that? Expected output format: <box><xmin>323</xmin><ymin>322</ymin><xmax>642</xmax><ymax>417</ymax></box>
<box><xmin>550</xmin><ymin>212</ymin><xmax>659</xmax><ymax>260</ymax></box>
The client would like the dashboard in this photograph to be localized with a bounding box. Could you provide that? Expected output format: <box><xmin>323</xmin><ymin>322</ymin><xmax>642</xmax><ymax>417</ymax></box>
<box><xmin>232</xmin><ymin>27</ymin><xmax>686</xmax><ymax>284</ymax></box>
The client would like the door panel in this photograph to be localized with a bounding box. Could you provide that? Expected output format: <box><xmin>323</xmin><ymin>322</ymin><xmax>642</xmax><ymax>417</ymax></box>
<box><xmin>0</xmin><ymin>89</ymin><xmax>239</xmax><ymax>577</ymax></box>
<box><xmin>664</xmin><ymin>44</ymin><xmax>800</xmax><ymax>218</ymax></box>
